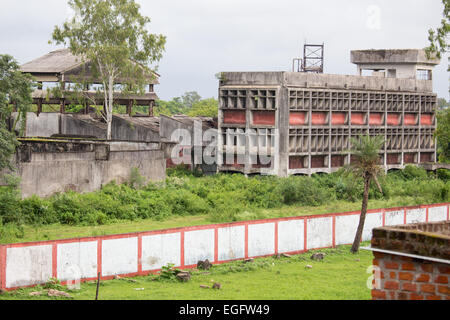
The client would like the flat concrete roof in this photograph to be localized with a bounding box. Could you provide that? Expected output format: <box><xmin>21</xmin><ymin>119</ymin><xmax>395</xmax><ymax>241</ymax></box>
<box><xmin>351</xmin><ymin>49</ymin><xmax>440</xmax><ymax>66</ymax></box>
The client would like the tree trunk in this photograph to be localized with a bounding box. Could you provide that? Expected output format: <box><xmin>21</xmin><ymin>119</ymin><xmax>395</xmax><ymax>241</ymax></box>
<box><xmin>106</xmin><ymin>76</ymin><xmax>114</xmax><ymax>140</ymax></box>
<box><xmin>351</xmin><ymin>175</ymin><xmax>371</xmax><ymax>253</ymax></box>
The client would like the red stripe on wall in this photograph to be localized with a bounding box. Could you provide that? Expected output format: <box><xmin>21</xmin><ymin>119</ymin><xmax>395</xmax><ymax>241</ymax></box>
<box><xmin>332</xmin><ymin>216</ymin><xmax>336</xmax><ymax>248</ymax></box>
<box><xmin>426</xmin><ymin>207</ymin><xmax>429</xmax><ymax>222</ymax></box>
<box><xmin>245</xmin><ymin>225</ymin><xmax>249</xmax><ymax>259</ymax></box>
<box><xmin>52</xmin><ymin>243</ymin><xmax>57</xmax><ymax>279</ymax></box>
<box><xmin>447</xmin><ymin>205</ymin><xmax>449</xmax><ymax>220</ymax></box>
<box><xmin>404</xmin><ymin>208</ymin><xmax>407</xmax><ymax>224</ymax></box>
<box><xmin>180</xmin><ymin>231</ymin><xmax>185</xmax><ymax>268</ymax></box>
<box><xmin>137</xmin><ymin>235</ymin><xmax>142</xmax><ymax>274</ymax></box>
<box><xmin>97</xmin><ymin>239</ymin><xmax>102</xmax><ymax>277</ymax></box>
<box><xmin>304</xmin><ymin>217</ymin><xmax>308</xmax><ymax>251</ymax></box>
<box><xmin>0</xmin><ymin>246</ymin><xmax>6</xmax><ymax>290</ymax></box>
<box><xmin>274</xmin><ymin>222</ymin><xmax>279</xmax><ymax>255</ymax></box>
<box><xmin>214</xmin><ymin>228</ymin><xmax>218</xmax><ymax>263</ymax></box>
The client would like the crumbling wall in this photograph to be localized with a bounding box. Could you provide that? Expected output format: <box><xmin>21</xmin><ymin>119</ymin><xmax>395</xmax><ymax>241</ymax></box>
<box><xmin>16</xmin><ymin>140</ymin><xmax>166</xmax><ymax>198</ymax></box>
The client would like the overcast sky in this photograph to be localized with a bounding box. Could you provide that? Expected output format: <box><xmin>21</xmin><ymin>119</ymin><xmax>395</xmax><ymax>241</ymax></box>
<box><xmin>0</xmin><ymin>0</ymin><xmax>448</xmax><ymax>100</ymax></box>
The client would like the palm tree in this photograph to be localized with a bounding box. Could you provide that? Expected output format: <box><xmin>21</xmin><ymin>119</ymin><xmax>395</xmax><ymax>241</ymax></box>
<box><xmin>347</xmin><ymin>134</ymin><xmax>385</xmax><ymax>253</ymax></box>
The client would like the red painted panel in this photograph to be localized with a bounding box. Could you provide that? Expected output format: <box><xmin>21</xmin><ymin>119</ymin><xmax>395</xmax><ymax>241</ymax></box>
<box><xmin>223</xmin><ymin>110</ymin><xmax>246</xmax><ymax>124</ymax></box>
<box><xmin>311</xmin><ymin>156</ymin><xmax>325</xmax><ymax>168</ymax></box>
<box><xmin>369</xmin><ymin>113</ymin><xmax>383</xmax><ymax>125</ymax></box>
<box><xmin>331</xmin><ymin>112</ymin><xmax>346</xmax><ymax>125</ymax></box>
<box><xmin>289</xmin><ymin>156</ymin><xmax>304</xmax><ymax>169</ymax></box>
<box><xmin>289</xmin><ymin>112</ymin><xmax>306</xmax><ymax>126</ymax></box>
<box><xmin>331</xmin><ymin>155</ymin><xmax>345</xmax><ymax>168</ymax></box>
<box><xmin>311</xmin><ymin>112</ymin><xmax>328</xmax><ymax>125</ymax></box>
<box><xmin>404</xmin><ymin>153</ymin><xmax>416</xmax><ymax>164</ymax></box>
<box><xmin>253</xmin><ymin>111</ymin><xmax>275</xmax><ymax>126</ymax></box>
<box><xmin>404</xmin><ymin>114</ymin><xmax>417</xmax><ymax>126</ymax></box>
<box><xmin>421</xmin><ymin>114</ymin><xmax>433</xmax><ymax>126</ymax></box>
<box><xmin>420</xmin><ymin>153</ymin><xmax>433</xmax><ymax>163</ymax></box>
<box><xmin>387</xmin><ymin>114</ymin><xmax>400</xmax><ymax>126</ymax></box>
<box><xmin>387</xmin><ymin>154</ymin><xmax>400</xmax><ymax>165</ymax></box>
<box><xmin>351</xmin><ymin>113</ymin><xmax>366</xmax><ymax>125</ymax></box>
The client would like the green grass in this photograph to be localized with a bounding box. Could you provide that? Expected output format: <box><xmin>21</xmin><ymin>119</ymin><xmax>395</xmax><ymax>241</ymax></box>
<box><xmin>0</xmin><ymin>244</ymin><xmax>373</xmax><ymax>300</ymax></box>
<box><xmin>1</xmin><ymin>196</ymin><xmax>426</xmax><ymax>244</ymax></box>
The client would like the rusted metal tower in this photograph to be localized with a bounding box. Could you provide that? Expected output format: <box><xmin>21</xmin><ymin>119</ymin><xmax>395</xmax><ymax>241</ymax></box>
<box><xmin>292</xmin><ymin>43</ymin><xmax>324</xmax><ymax>73</ymax></box>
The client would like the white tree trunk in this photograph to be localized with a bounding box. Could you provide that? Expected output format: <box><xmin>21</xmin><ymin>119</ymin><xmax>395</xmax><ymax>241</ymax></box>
<box><xmin>106</xmin><ymin>76</ymin><xmax>114</xmax><ymax>140</ymax></box>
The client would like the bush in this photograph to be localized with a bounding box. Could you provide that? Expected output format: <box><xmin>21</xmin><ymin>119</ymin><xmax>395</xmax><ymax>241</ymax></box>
<box><xmin>1</xmin><ymin>166</ymin><xmax>448</xmax><ymax>231</ymax></box>
<box><xmin>276</xmin><ymin>176</ymin><xmax>335</xmax><ymax>206</ymax></box>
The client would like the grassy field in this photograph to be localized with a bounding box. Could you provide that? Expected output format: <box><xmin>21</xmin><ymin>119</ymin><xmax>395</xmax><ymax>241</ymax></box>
<box><xmin>1</xmin><ymin>196</ymin><xmax>426</xmax><ymax>244</ymax></box>
<box><xmin>0</xmin><ymin>244</ymin><xmax>373</xmax><ymax>300</ymax></box>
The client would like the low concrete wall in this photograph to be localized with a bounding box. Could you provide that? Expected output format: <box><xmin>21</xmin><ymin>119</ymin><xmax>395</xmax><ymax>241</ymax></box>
<box><xmin>0</xmin><ymin>202</ymin><xmax>448</xmax><ymax>290</ymax></box>
<box><xmin>16</xmin><ymin>140</ymin><xmax>166</xmax><ymax>198</ymax></box>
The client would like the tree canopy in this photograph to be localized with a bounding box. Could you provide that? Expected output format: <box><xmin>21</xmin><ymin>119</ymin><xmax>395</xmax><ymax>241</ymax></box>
<box><xmin>0</xmin><ymin>55</ymin><xmax>34</xmax><ymax>171</ymax></box>
<box><xmin>52</xmin><ymin>0</ymin><xmax>166</xmax><ymax>139</ymax></box>
<box><xmin>155</xmin><ymin>91</ymin><xmax>218</xmax><ymax>118</ymax></box>
<box><xmin>426</xmin><ymin>0</ymin><xmax>449</xmax><ymax>59</ymax></box>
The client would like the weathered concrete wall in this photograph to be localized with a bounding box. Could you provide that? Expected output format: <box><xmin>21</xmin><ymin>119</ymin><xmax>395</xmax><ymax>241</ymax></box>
<box><xmin>61</xmin><ymin>115</ymin><xmax>106</xmax><ymax>139</ymax></box>
<box><xmin>11</xmin><ymin>112</ymin><xmax>60</xmax><ymax>137</ymax></box>
<box><xmin>16</xmin><ymin>140</ymin><xmax>166</xmax><ymax>198</ymax></box>
<box><xmin>111</xmin><ymin>116</ymin><xmax>160</xmax><ymax>142</ymax></box>
<box><xmin>1</xmin><ymin>202</ymin><xmax>447</xmax><ymax>290</ymax></box>
<box><xmin>14</xmin><ymin>113</ymin><xmax>160</xmax><ymax>142</ymax></box>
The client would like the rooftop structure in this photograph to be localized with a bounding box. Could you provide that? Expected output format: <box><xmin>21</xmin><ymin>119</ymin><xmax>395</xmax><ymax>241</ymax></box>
<box><xmin>20</xmin><ymin>49</ymin><xmax>159</xmax><ymax>116</ymax></box>
<box><xmin>351</xmin><ymin>49</ymin><xmax>440</xmax><ymax>80</ymax></box>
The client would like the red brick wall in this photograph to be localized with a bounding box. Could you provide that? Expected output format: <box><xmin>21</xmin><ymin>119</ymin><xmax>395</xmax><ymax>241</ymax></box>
<box><xmin>371</xmin><ymin>252</ymin><xmax>449</xmax><ymax>300</ymax></box>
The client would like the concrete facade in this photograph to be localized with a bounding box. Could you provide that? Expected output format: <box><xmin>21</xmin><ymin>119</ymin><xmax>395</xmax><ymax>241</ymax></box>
<box><xmin>217</xmin><ymin>50</ymin><xmax>439</xmax><ymax>176</ymax></box>
<box><xmin>14</xmin><ymin>139</ymin><xmax>166</xmax><ymax>198</ymax></box>
<box><xmin>13</xmin><ymin>112</ymin><xmax>161</xmax><ymax>142</ymax></box>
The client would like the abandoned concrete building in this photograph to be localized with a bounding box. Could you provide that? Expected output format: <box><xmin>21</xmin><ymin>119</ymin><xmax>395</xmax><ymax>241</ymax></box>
<box><xmin>217</xmin><ymin>49</ymin><xmax>441</xmax><ymax>176</ymax></box>
<box><xmin>3</xmin><ymin>49</ymin><xmax>217</xmax><ymax>198</ymax></box>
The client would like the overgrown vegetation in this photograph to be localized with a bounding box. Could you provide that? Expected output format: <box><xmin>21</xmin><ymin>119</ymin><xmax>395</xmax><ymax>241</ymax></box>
<box><xmin>0</xmin><ymin>165</ymin><xmax>448</xmax><ymax>243</ymax></box>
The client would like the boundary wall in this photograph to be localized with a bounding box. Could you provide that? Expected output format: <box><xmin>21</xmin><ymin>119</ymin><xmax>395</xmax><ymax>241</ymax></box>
<box><xmin>1</xmin><ymin>202</ymin><xmax>448</xmax><ymax>290</ymax></box>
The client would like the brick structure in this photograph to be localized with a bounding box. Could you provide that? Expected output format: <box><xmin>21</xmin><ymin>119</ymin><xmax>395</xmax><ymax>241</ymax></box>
<box><xmin>370</xmin><ymin>221</ymin><xmax>450</xmax><ymax>300</ymax></box>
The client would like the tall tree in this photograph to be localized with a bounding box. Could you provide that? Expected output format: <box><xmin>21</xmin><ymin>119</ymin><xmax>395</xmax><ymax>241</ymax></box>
<box><xmin>52</xmin><ymin>0</ymin><xmax>166</xmax><ymax>140</ymax></box>
<box><xmin>435</xmin><ymin>107</ymin><xmax>450</xmax><ymax>162</ymax></box>
<box><xmin>0</xmin><ymin>55</ymin><xmax>33</xmax><ymax>172</ymax></box>
<box><xmin>188</xmin><ymin>98</ymin><xmax>218</xmax><ymax>117</ymax></box>
<box><xmin>347</xmin><ymin>135</ymin><xmax>385</xmax><ymax>253</ymax></box>
<box><xmin>426</xmin><ymin>0</ymin><xmax>449</xmax><ymax>60</ymax></box>
<box><xmin>181</xmin><ymin>91</ymin><xmax>202</xmax><ymax>110</ymax></box>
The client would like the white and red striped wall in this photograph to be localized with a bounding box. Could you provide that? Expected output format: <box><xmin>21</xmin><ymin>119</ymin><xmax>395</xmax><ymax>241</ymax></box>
<box><xmin>1</xmin><ymin>202</ymin><xmax>449</xmax><ymax>291</ymax></box>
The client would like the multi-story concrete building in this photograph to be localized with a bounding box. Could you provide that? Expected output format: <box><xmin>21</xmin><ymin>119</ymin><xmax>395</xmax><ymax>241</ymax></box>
<box><xmin>217</xmin><ymin>49</ymin><xmax>440</xmax><ymax>176</ymax></box>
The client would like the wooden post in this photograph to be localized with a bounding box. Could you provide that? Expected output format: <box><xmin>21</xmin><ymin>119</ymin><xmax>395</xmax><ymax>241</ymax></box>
<box><xmin>60</xmin><ymin>98</ymin><xmax>66</xmax><ymax>114</ymax></box>
<box><xmin>95</xmin><ymin>272</ymin><xmax>100</xmax><ymax>300</ymax></box>
<box><xmin>149</xmin><ymin>100</ymin><xmax>154</xmax><ymax>117</ymax></box>
<box><xmin>127</xmin><ymin>100</ymin><xmax>133</xmax><ymax>116</ymax></box>
<box><xmin>60</xmin><ymin>81</ymin><xmax>66</xmax><ymax>114</ymax></box>
<box><xmin>37</xmin><ymin>98</ymin><xmax>43</xmax><ymax>116</ymax></box>
<box><xmin>84</xmin><ymin>84</ymin><xmax>90</xmax><ymax>114</ymax></box>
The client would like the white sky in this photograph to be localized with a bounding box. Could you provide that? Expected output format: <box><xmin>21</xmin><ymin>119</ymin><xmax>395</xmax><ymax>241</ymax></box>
<box><xmin>0</xmin><ymin>0</ymin><xmax>448</xmax><ymax>100</ymax></box>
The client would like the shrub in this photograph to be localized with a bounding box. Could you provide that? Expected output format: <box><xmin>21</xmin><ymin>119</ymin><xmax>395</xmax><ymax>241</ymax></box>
<box><xmin>276</xmin><ymin>176</ymin><xmax>334</xmax><ymax>206</ymax></box>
